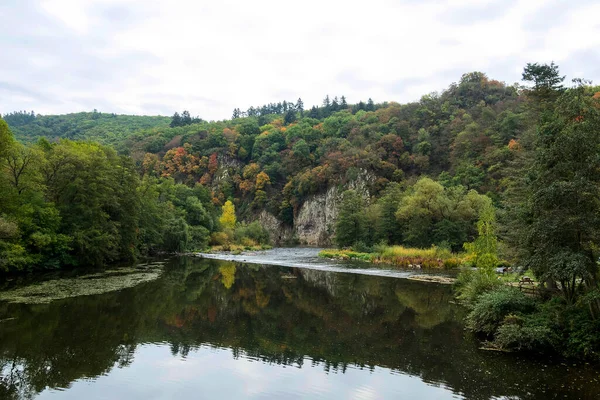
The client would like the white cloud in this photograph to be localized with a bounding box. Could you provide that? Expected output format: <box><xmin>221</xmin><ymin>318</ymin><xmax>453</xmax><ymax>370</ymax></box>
<box><xmin>1</xmin><ymin>0</ymin><xmax>599</xmax><ymax>120</ymax></box>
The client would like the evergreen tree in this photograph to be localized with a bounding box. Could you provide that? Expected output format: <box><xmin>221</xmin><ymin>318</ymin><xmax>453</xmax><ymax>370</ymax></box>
<box><xmin>181</xmin><ymin>110</ymin><xmax>192</xmax><ymax>125</ymax></box>
<box><xmin>284</xmin><ymin>109</ymin><xmax>297</xmax><ymax>125</ymax></box>
<box><xmin>340</xmin><ymin>96</ymin><xmax>348</xmax><ymax>108</ymax></box>
<box><xmin>366</xmin><ymin>98</ymin><xmax>375</xmax><ymax>111</ymax></box>
<box><xmin>170</xmin><ymin>112</ymin><xmax>182</xmax><ymax>128</ymax></box>
<box><xmin>331</xmin><ymin>96</ymin><xmax>339</xmax><ymax>112</ymax></box>
<box><xmin>296</xmin><ymin>98</ymin><xmax>304</xmax><ymax>116</ymax></box>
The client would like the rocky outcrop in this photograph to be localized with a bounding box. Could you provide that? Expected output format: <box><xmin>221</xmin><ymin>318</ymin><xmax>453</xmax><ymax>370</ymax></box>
<box><xmin>294</xmin><ymin>170</ymin><xmax>375</xmax><ymax>246</ymax></box>
<box><xmin>256</xmin><ymin>210</ymin><xmax>294</xmax><ymax>246</ymax></box>
<box><xmin>295</xmin><ymin>186</ymin><xmax>341</xmax><ymax>246</ymax></box>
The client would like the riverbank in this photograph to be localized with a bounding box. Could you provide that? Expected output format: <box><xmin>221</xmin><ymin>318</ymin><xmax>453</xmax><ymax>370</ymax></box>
<box><xmin>319</xmin><ymin>246</ymin><xmax>463</xmax><ymax>269</ymax></box>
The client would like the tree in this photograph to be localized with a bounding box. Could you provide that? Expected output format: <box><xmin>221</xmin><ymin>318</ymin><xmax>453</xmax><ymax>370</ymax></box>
<box><xmin>522</xmin><ymin>80</ymin><xmax>600</xmax><ymax>304</ymax></box>
<box><xmin>340</xmin><ymin>96</ymin><xmax>348</xmax><ymax>109</ymax></box>
<box><xmin>255</xmin><ymin>171</ymin><xmax>271</xmax><ymax>190</ymax></box>
<box><xmin>522</xmin><ymin>62</ymin><xmax>565</xmax><ymax>106</ymax></box>
<box><xmin>366</xmin><ymin>98</ymin><xmax>375</xmax><ymax>111</ymax></box>
<box><xmin>170</xmin><ymin>112</ymin><xmax>182</xmax><ymax>128</ymax></box>
<box><xmin>296</xmin><ymin>98</ymin><xmax>304</xmax><ymax>116</ymax></box>
<box><xmin>335</xmin><ymin>190</ymin><xmax>365</xmax><ymax>247</ymax></box>
<box><xmin>0</xmin><ymin>119</ymin><xmax>15</xmax><ymax>157</ymax></box>
<box><xmin>464</xmin><ymin>198</ymin><xmax>498</xmax><ymax>273</ymax></box>
<box><xmin>284</xmin><ymin>109</ymin><xmax>297</xmax><ymax>125</ymax></box>
<box><xmin>219</xmin><ymin>200</ymin><xmax>236</xmax><ymax>230</ymax></box>
<box><xmin>181</xmin><ymin>110</ymin><xmax>192</xmax><ymax>125</ymax></box>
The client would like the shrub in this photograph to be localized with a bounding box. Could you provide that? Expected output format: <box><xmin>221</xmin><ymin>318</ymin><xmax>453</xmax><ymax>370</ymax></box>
<box><xmin>494</xmin><ymin>317</ymin><xmax>559</xmax><ymax>352</ymax></box>
<box><xmin>562</xmin><ymin>305</ymin><xmax>600</xmax><ymax>359</ymax></box>
<box><xmin>454</xmin><ymin>268</ymin><xmax>503</xmax><ymax>304</ymax></box>
<box><xmin>493</xmin><ymin>303</ymin><xmax>561</xmax><ymax>352</ymax></box>
<box><xmin>234</xmin><ymin>221</ymin><xmax>270</xmax><ymax>245</ymax></box>
<box><xmin>443</xmin><ymin>257</ymin><xmax>462</xmax><ymax>269</ymax></box>
<box><xmin>188</xmin><ymin>225</ymin><xmax>210</xmax><ymax>251</ymax></box>
<box><xmin>466</xmin><ymin>286</ymin><xmax>536</xmax><ymax>335</ymax></box>
<box><xmin>210</xmin><ymin>231</ymin><xmax>229</xmax><ymax>246</ymax></box>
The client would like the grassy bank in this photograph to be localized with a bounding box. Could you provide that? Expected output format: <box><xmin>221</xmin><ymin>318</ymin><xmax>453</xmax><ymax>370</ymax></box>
<box><xmin>319</xmin><ymin>245</ymin><xmax>463</xmax><ymax>269</ymax></box>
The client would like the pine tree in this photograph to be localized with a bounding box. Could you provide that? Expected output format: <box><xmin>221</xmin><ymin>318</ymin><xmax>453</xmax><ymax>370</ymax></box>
<box><xmin>296</xmin><ymin>98</ymin><xmax>304</xmax><ymax>116</ymax></box>
<box><xmin>366</xmin><ymin>98</ymin><xmax>375</xmax><ymax>111</ymax></box>
<box><xmin>170</xmin><ymin>112</ymin><xmax>182</xmax><ymax>128</ymax></box>
<box><xmin>340</xmin><ymin>96</ymin><xmax>348</xmax><ymax>108</ymax></box>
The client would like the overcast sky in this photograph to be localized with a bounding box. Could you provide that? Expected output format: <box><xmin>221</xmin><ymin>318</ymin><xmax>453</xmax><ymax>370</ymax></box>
<box><xmin>1</xmin><ymin>0</ymin><xmax>599</xmax><ymax>120</ymax></box>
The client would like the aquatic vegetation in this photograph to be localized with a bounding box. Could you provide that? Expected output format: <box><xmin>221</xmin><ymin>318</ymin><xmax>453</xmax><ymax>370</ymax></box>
<box><xmin>0</xmin><ymin>263</ymin><xmax>163</xmax><ymax>304</ymax></box>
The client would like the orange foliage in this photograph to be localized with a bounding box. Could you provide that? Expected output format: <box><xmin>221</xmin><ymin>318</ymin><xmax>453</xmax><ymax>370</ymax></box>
<box><xmin>208</xmin><ymin>153</ymin><xmax>218</xmax><ymax>175</ymax></box>
<box><xmin>508</xmin><ymin>139</ymin><xmax>521</xmax><ymax>151</ymax></box>
<box><xmin>239</xmin><ymin>179</ymin><xmax>254</xmax><ymax>194</ymax></box>
<box><xmin>255</xmin><ymin>171</ymin><xmax>271</xmax><ymax>190</ymax></box>
<box><xmin>161</xmin><ymin>146</ymin><xmax>201</xmax><ymax>179</ymax></box>
<box><xmin>199</xmin><ymin>173</ymin><xmax>211</xmax><ymax>185</ymax></box>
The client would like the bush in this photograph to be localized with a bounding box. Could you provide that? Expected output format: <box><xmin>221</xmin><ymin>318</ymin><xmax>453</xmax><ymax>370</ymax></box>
<box><xmin>234</xmin><ymin>221</ymin><xmax>270</xmax><ymax>245</ymax></box>
<box><xmin>466</xmin><ymin>286</ymin><xmax>536</xmax><ymax>335</ymax></box>
<box><xmin>188</xmin><ymin>225</ymin><xmax>210</xmax><ymax>250</ymax></box>
<box><xmin>455</xmin><ymin>268</ymin><xmax>503</xmax><ymax>304</ymax></box>
<box><xmin>494</xmin><ymin>310</ymin><xmax>560</xmax><ymax>352</ymax></box>
<box><xmin>210</xmin><ymin>231</ymin><xmax>229</xmax><ymax>246</ymax></box>
<box><xmin>443</xmin><ymin>257</ymin><xmax>462</xmax><ymax>269</ymax></box>
<box><xmin>562</xmin><ymin>305</ymin><xmax>600</xmax><ymax>359</ymax></box>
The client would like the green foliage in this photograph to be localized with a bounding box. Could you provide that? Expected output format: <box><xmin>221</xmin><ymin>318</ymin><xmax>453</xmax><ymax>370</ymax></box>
<box><xmin>454</xmin><ymin>268</ymin><xmax>503</xmax><ymax>305</ymax></box>
<box><xmin>4</xmin><ymin>111</ymin><xmax>170</xmax><ymax>150</ymax></box>
<box><xmin>465</xmin><ymin>287</ymin><xmax>536</xmax><ymax>335</ymax></box>
<box><xmin>520</xmin><ymin>79</ymin><xmax>600</xmax><ymax>303</ymax></box>
<box><xmin>335</xmin><ymin>190</ymin><xmax>366</xmax><ymax>247</ymax></box>
<box><xmin>463</xmin><ymin>198</ymin><xmax>498</xmax><ymax>271</ymax></box>
<box><xmin>234</xmin><ymin>221</ymin><xmax>270</xmax><ymax>245</ymax></box>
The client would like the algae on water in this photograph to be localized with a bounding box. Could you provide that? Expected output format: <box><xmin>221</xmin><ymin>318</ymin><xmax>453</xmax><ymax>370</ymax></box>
<box><xmin>0</xmin><ymin>264</ymin><xmax>164</xmax><ymax>304</ymax></box>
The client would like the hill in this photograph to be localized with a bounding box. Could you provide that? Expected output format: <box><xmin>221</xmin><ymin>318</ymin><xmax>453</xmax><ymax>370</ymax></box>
<box><xmin>2</xmin><ymin>110</ymin><xmax>170</xmax><ymax>150</ymax></box>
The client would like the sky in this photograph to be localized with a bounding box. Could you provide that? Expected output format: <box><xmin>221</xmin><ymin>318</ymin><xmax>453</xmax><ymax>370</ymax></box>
<box><xmin>1</xmin><ymin>0</ymin><xmax>599</xmax><ymax>121</ymax></box>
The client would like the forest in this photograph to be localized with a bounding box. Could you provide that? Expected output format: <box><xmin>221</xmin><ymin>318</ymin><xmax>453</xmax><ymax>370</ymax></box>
<box><xmin>2</xmin><ymin>62</ymin><xmax>600</xmax><ymax>359</ymax></box>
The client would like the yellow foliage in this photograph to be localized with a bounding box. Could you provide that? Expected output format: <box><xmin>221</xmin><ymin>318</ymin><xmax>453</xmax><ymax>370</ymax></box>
<box><xmin>255</xmin><ymin>171</ymin><xmax>271</xmax><ymax>190</ymax></box>
<box><xmin>219</xmin><ymin>200</ymin><xmax>236</xmax><ymax>230</ymax></box>
<box><xmin>219</xmin><ymin>263</ymin><xmax>236</xmax><ymax>289</ymax></box>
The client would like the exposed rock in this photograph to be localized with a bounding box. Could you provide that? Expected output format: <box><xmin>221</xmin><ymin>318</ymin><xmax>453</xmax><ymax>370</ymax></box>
<box><xmin>294</xmin><ymin>170</ymin><xmax>374</xmax><ymax>246</ymax></box>
<box><xmin>255</xmin><ymin>210</ymin><xmax>293</xmax><ymax>245</ymax></box>
<box><xmin>295</xmin><ymin>186</ymin><xmax>341</xmax><ymax>246</ymax></box>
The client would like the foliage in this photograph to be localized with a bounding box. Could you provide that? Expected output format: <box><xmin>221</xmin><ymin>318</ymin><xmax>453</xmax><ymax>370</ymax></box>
<box><xmin>465</xmin><ymin>287</ymin><xmax>536</xmax><ymax>335</ymax></box>
<box><xmin>454</xmin><ymin>268</ymin><xmax>502</xmax><ymax>304</ymax></box>
<box><xmin>335</xmin><ymin>190</ymin><xmax>366</xmax><ymax>247</ymax></box>
<box><xmin>219</xmin><ymin>200</ymin><xmax>236</xmax><ymax>230</ymax></box>
<box><xmin>463</xmin><ymin>198</ymin><xmax>498</xmax><ymax>271</ymax></box>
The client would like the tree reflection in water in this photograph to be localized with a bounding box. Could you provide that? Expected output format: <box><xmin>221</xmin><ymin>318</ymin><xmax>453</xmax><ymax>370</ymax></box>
<box><xmin>0</xmin><ymin>256</ymin><xmax>598</xmax><ymax>399</ymax></box>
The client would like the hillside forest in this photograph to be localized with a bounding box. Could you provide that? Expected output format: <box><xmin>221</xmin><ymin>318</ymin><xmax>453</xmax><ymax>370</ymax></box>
<box><xmin>2</xmin><ymin>63</ymin><xmax>600</xmax><ymax>359</ymax></box>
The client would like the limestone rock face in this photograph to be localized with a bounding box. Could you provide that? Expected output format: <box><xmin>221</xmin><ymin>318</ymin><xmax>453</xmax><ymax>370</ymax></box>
<box><xmin>256</xmin><ymin>210</ymin><xmax>293</xmax><ymax>246</ymax></box>
<box><xmin>294</xmin><ymin>170</ymin><xmax>374</xmax><ymax>246</ymax></box>
<box><xmin>247</xmin><ymin>170</ymin><xmax>374</xmax><ymax>247</ymax></box>
<box><xmin>294</xmin><ymin>186</ymin><xmax>341</xmax><ymax>246</ymax></box>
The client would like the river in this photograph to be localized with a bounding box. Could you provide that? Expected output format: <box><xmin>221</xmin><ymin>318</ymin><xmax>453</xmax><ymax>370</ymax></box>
<box><xmin>0</xmin><ymin>248</ymin><xmax>598</xmax><ymax>399</ymax></box>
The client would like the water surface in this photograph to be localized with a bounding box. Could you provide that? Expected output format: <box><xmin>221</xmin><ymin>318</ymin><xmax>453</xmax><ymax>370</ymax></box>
<box><xmin>0</xmin><ymin>251</ymin><xmax>598</xmax><ymax>399</ymax></box>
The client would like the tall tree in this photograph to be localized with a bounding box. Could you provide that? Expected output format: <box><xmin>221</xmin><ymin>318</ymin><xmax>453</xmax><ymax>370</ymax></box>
<box><xmin>522</xmin><ymin>62</ymin><xmax>565</xmax><ymax>106</ymax></box>
<box><xmin>170</xmin><ymin>112</ymin><xmax>182</xmax><ymax>128</ymax></box>
<box><xmin>296</xmin><ymin>98</ymin><xmax>304</xmax><ymax>116</ymax></box>
<box><xmin>522</xmin><ymin>79</ymin><xmax>600</xmax><ymax>304</ymax></box>
<box><xmin>335</xmin><ymin>190</ymin><xmax>365</xmax><ymax>247</ymax></box>
<box><xmin>340</xmin><ymin>96</ymin><xmax>348</xmax><ymax>109</ymax></box>
<box><xmin>219</xmin><ymin>200</ymin><xmax>236</xmax><ymax>230</ymax></box>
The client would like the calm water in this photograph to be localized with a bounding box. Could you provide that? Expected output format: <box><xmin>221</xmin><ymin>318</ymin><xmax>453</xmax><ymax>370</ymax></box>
<box><xmin>0</xmin><ymin>252</ymin><xmax>599</xmax><ymax>399</ymax></box>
